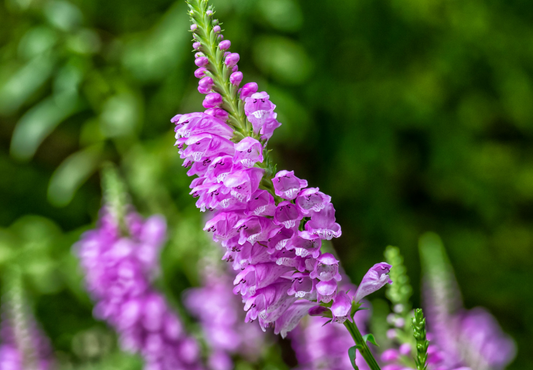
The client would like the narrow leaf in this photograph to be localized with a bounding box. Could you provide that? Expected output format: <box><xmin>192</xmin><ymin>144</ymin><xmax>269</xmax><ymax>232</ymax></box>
<box><xmin>362</xmin><ymin>333</ymin><xmax>379</xmax><ymax>347</ymax></box>
<box><xmin>348</xmin><ymin>346</ymin><xmax>359</xmax><ymax>370</ymax></box>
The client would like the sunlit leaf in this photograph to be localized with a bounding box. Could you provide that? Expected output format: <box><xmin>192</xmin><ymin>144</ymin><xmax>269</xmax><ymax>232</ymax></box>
<box><xmin>10</xmin><ymin>90</ymin><xmax>79</xmax><ymax>161</ymax></box>
<box><xmin>252</xmin><ymin>36</ymin><xmax>313</xmax><ymax>85</ymax></box>
<box><xmin>47</xmin><ymin>144</ymin><xmax>103</xmax><ymax>207</ymax></box>
<box><xmin>0</xmin><ymin>54</ymin><xmax>55</xmax><ymax>114</ymax></box>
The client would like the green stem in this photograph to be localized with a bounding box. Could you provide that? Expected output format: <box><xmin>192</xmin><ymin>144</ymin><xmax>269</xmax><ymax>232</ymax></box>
<box><xmin>344</xmin><ymin>320</ymin><xmax>382</xmax><ymax>370</ymax></box>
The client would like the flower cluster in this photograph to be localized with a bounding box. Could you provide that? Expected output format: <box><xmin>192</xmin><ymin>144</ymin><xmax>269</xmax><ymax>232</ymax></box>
<box><xmin>184</xmin><ymin>262</ymin><xmax>266</xmax><ymax>370</ymax></box>
<box><xmin>289</xmin><ymin>277</ymin><xmax>371</xmax><ymax>370</ymax></box>
<box><xmin>0</xmin><ymin>305</ymin><xmax>52</xmax><ymax>370</ymax></box>
<box><xmin>75</xmin><ymin>209</ymin><xmax>204</xmax><ymax>370</ymax></box>
<box><xmin>174</xmin><ymin>0</ymin><xmax>393</xmax><ymax>337</ymax></box>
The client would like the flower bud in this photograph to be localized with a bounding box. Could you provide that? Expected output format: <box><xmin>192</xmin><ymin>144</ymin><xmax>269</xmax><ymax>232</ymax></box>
<box><xmin>198</xmin><ymin>85</ymin><xmax>211</xmax><ymax>94</ymax></box>
<box><xmin>213</xmin><ymin>25</ymin><xmax>221</xmax><ymax>33</ymax></box>
<box><xmin>199</xmin><ymin>76</ymin><xmax>214</xmax><ymax>89</ymax></box>
<box><xmin>194</xmin><ymin>67</ymin><xmax>208</xmax><ymax>78</ymax></box>
<box><xmin>230</xmin><ymin>71</ymin><xmax>243</xmax><ymax>86</ymax></box>
<box><xmin>240</xmin><ymin>82</ymin><xmax>258</xmax><ymax>99</ymax></box>
<box><xmin>193</xmin><ymin>42</ymin><xmax>201</xmax><ymax>50</ymax></box>
<box><xmin>219</xmin><ymin>40</ymin><xmax>231</xmax><ymax>51</ymax></box>
<box><xmin>206</xmin><ymin>10</ymin><xmax>213</xmax><ymax>16</ymax></box>
<box><xmin>195</xmin><ymin>57</ymin><xmax>209</xmax><ymax>67</ymax></box>
<box><xmin>224</xmin><ymin>53</ymin><xmax>240</xmax><ymax>68</ymax></box>
<box><xmin>218</xmin><ymin>34</ymin><xmax>224</xmax><ymax>40</ymax></box>
<box><xmin>195</xmin><ymin>52</ymin><xmax>204</xmax><ymax>58</ymax></box>
<box><xmin>203</xmin><ymin>93</ymin><xmax>223</xmax><ymax>108</ymax></box>
<box><xmin>232</xmin><ymin>65</ymin><xmax>238</xmax><ymax>72</ymax></box>
<box><xmin>190</xmin><ymin>24</ymin><xmax>198</xmax><ymax>31</ymax></box>
<box><xmin>205</xmin><ymin>108</ymin><xmax>228</xmax><ymax>121</ymax></box>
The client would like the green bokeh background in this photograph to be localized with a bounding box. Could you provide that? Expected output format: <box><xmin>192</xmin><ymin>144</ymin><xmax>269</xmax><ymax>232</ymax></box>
<box><xmin>0</xmin><ymin>0</ymin><xmax>531</xmax><ymax>368</ymax></box>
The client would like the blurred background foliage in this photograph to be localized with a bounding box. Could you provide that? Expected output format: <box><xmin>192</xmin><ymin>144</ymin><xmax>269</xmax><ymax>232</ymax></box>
<box><xmin>0</xmin><ymin>0</ymin><xmax>531</xmax><ymax>368</ymax></box>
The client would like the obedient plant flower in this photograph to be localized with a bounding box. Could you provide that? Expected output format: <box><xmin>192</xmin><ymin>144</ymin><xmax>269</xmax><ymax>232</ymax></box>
<box><xmin>353</xmin><ymin>262</ymin><xmax>392</xmax><ymax>303</ymax></box>
<box><xmin>418</xmin><ymin>233</ymin><xmax>516</xmax><ymax>370</ymax></box>
<box><xmin>0</xmin><ymin>271</ymin><xmax>52</xmax><ymax>370</ymax></box>
<box><xmin>184</xmin><ymin>262</ymin><xmax>265</xmax><ymax>370</ymax></box>
<box><xmin>289</xmin><ymin>277</ymin><xmax>372</xmax><ymax>370</ymax></box>
<box><xmin>75</xmin><ymin>170</ymin><xmax>204</xmax><ymax>370</ymax></box>
<box><xmin>177</xmin><ymin>1</ymin><xmax>391</xmax><ymax>356</ymax></box>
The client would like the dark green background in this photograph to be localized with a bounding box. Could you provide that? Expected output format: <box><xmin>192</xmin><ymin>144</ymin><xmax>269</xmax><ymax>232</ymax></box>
<box><xmin>0</xmin><ymin>0</ymin><xmax>531</xmax><ymax>368</ymax></box>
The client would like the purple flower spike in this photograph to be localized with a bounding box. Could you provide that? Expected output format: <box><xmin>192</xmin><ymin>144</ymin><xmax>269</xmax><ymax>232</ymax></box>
<box><xmin>381</xmin><ymin>349</ymin><xmax>400</xmax><ymax>362</ymax></box>
<box><xmin>309</xmin><ymin>253</ymin><xmax>342</xmax><ymax>282</ymax></box>
<box><xmin>234</xmin><ymin>137</ymin><xmax>264</xmax><ymax>167</ymax></box>
<box><xmin>194</xmin><ymin>67</ymin><xmax>208</xmax><ymax>78</ymax></box>
<box><xmin>296</xmin><ymin>188</ymin><xmax>332</xmax><ymax>215</ymax></box>
<box><xmin>213</xmin><ymin>25</ymin><xmax>221</xmax><ymax>33</ymax></box>
<box><xmin>272</xmin><ymin>170</ymin><xmax>308</xmax><ymax>200</ymax></box>
<box><xmin>267</xmin><ymin>227</ymin><xmax>295</xmax><ymax>252</ymax></box>
<box><xmin>219</xmin><ymin>40</ymin><xmax>231</xmax><ymax>50</ymax></box>
<box><xmin>230</xmin><ymin>71</ymin><xmax>243</xmax><ymax>86</ymax></box>
<box><xmin>301</xmin><ymin>203</ymin><xmax>342</xmax><ymax>240</ymax></box>
<box><xmin>195</xmin><ymin>56</ymin><xmax>209</xmax><ymax>67</ymax></box>
<box><xmin>193</xmin><ymin>42</ymin><xmax>201</xmax><ymax>50</ymax></box>
<box><xmin>203</xmin><ymin>93</ymin><xmax>223</xmax><ymax>108</ymax></box>
<box><xmin>330</xmin><ymin>291</ymin><xmax>353</xmax><ymax>324</ymax></box>
<box><xmin>225</xmin><ymin>53</ymin><xmax>240</xmax><ymax>68</ymax></box>
<box><xmin>353</xmin><ymin>262</ymin><xmax>392</xmax><ymax>303</ymax></box>
<box><xmin>274</xmin><ymin>201</ymin><xmax>303</xmax><ymax>229</ymax></box>
<box><xmin>240</xmin><ymin>82</ymin><xmax>258</xmax><ymax>99</ymax></box>
<box><xmin>316</xmin><ymin>279</ymin><xmax>338</xmax><ymax>303</ymax></box>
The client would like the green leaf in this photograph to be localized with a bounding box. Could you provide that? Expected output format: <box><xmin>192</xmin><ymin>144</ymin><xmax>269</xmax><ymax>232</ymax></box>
<box><xmin>348</xmin><ymin>346</ymin><xmax>359</xmax><ymax>370</ymax></box>
<box><xmin>362</xmin><ymin>333</ymin><xmax>379</xmax><ymax>347</ymax></box>
<box><xmin>10</xmin><ymin>91</ymin><xmax>79</xmax><ymax>161</ymax></box>
<box><xmin>47</xmin><ymin>144</ymin><xmax>102</xmax><ymax>207</ymax></box>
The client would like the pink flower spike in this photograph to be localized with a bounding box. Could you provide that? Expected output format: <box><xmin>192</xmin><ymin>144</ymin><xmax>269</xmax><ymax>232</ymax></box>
<box><xmin>309</xmin><ymin>253</ymin><xmax>342</xmax><ymax>282</ymax></box>
<box><xmin>353</xmin><ymin>262</ymin><xmax>392</xmax><ymax>303</ymax></box>
<box><xmin>330</xmin><ymin>291</ymin><xmax>352</xmax><ymax>324</ymax></box>
<box><xmin>219</xmin><ymin>40</ymin><xmax>231</xmax><ymax>50</ymax></box>
<box><xmin>225</xmin><ymin>53</ymin><xmax>240</xmax><ymax>68</ymax></box>
<box><xmin>272</xmin><ymin>170</ymin><xmax>308</xmax><ymax>200</ymax></box>
<box><xmin>234</xmin><ymin>137</ymin><xmax>264</xmax><ymax>167</ymax></box>
<box><xmin>230</xmin><ymin>71</ymin><xmax>243</xmax><ymax>86</ymax></box>
<box><xmin>203</xmin><ymin>93</ymin><xmax>223</xmax><ymax>108</ymax></box>
<box><xmin>240</xmin><ymin>82</ymin><xmax>258</xmax><ymax>99</ymax></box>
<box><xmin>381</xmin><ymin>349</ymin><xmax>400</xmax><ymax>362</ymax></box>
<box><xmin>195</xmin><ymin>56</ymin><xmax>209</xmax><ymax>67</ymax></box>
<box><xmin>194</xmin><ymin>67</ymin><xmax>208</xmax><ymax>78</ymax></box>
<box><xmin>287</xmin><ymin>273</ymin><xmax>316</xmax><ymax>299</ymax></box>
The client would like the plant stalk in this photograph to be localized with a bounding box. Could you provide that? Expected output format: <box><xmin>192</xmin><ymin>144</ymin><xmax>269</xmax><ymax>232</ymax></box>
<box><xmin>344</xmin><ymin>320</ymin><xmax>382</xmax><ymax>370</ymax></box>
